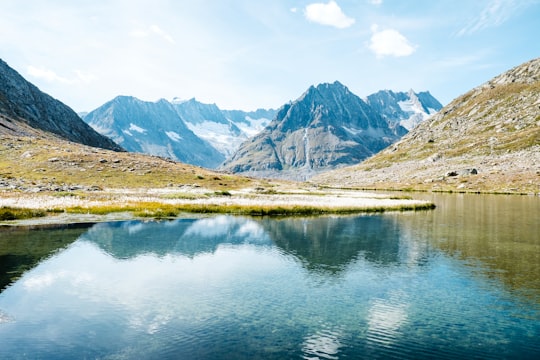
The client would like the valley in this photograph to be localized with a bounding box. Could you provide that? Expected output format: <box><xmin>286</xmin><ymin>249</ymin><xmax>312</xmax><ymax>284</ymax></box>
<box><xmin>1</xmin><ymin>56</ymin><xmax>539</xmax><ymax>224</ymax></box>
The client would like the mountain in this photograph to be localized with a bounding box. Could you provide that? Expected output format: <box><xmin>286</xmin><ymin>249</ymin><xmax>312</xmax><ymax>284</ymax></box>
<box><xmin>0</xmin><ymin>59</ymin><xmax>122</xmax><ymax>151</ymax></box>
<box><xmin>221</xmin><ymin>108</ymin><xmax>276</xmax><ymax>137</ymax></box>
<box><xmin>365</xmin><ymin>89</ymin><xmax>442</xmax><ymax>130</ymax></box>
<box><xmin>314</xmin><ymin>57</ymin><xmax>540</xmax><ymax>194</ymax></box>
<box><xmin>220</xmin><ymin>81</ymin><xmax>408</xmax><ymax>180</ymax></box>
<box><xmin>171</xmin><ymin>98</ymin><xmax>275</xmax><ymax>158</ymax></box>
<box><xmin>83</xmin><ymin>96</ymin><xmax>224</xmax><ymax>168</ymax></box>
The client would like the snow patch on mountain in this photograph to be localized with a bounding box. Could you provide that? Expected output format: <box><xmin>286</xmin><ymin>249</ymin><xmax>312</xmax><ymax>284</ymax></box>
<box><xmin>185</xmin><ymin>120</ymin><xmax>247</xmax><ymax>157</ymax></box>
<box><xmin>366</xmin><ymin>89</ymin><xmax>443</xmax><ymax>131</ymax></box>
<box><xmin>129</xmin><ymin>123</ymin><xmax>147</xmax><ymax>134</ymax></box>
<box><xmin>343</xmin><ymin>126</ymin><xmax>387</xmax><ymax>138</ymax></box>
<box><xmin>236</xmin><ymin>116</ymin><xmax>271</xmax><ymax>137</ymax></box>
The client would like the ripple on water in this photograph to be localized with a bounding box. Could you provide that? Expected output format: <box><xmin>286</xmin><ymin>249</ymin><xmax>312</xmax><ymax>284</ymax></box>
<box><xmin>0</xmin><ymin>310</ymin><xmax>13</xmax><ymax>324</ymax></box>
<box><xmin>302</xmin><ymin>325</ymin><xmax>345</xmax><ymax>360</ymax></box>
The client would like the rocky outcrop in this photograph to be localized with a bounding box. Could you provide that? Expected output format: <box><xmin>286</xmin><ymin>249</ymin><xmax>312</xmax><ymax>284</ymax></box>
<box><xmin>314</xmin><ymin>57</ymin><xmax>540</xmax><ymax>194</ymax></box>
<box><xmin>0</xmin><ymin>59</ymin><xmax>122</xmax><ymax>151</ymax></box>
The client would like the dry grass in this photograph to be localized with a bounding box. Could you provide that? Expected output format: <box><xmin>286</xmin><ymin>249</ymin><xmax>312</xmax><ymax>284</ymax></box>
<box><xmin>0</xmin><ymin>135</ymin><xmax>267</xmax><ymax>191</ymax></box>
<box><xmin>0</xmin><ymin>187</ymin><xmax>436</xmax><ymax>223</ymax></box>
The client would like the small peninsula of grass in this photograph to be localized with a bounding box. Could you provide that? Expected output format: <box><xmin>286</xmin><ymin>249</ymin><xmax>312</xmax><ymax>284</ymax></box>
<box><xmin>0</xmin><ymin>188</ymin><xmax>436</xmax><ymax>224</ymax></box>
<box><xmin>63</xmin><ymin>201</ymin><xmax>436</xmax><ymax>219</ymax></box>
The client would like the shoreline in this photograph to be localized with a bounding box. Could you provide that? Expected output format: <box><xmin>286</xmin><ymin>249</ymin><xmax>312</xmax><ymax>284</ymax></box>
<box><xmin>0</xmin><ymin>188</ymin><xmax>435</xmax><ymax>227</ymax></box>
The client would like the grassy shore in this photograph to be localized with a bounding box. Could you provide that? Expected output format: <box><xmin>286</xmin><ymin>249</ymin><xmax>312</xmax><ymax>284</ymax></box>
<box><xmin>0</xmin><ymin>187</ymin><xmax>436</xmax><ymax>225</ymax></box>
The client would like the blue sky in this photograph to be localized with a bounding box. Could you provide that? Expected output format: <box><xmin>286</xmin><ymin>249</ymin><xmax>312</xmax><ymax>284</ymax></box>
<box><xmin>1</xmin><ymin>0</ymin><xmax>539</xmax><ymax>112</ymax></box>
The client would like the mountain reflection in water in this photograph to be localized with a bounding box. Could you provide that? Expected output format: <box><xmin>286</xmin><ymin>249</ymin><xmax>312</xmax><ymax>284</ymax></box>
<box><xmin>0</xmin><ymin>194</ymin><xmax>538</xmax><ymax>359</ymax></box>
<box><xmin>80</xmin><ymin>214</ymin><xmax>427</xmax><ymax>277</ymax></box>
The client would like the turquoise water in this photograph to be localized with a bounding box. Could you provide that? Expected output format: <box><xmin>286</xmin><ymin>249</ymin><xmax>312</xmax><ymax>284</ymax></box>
<box><xmin>0</xmin><ymin>194</ymin><xmax>539</xmax><ymax>359</ymax></box>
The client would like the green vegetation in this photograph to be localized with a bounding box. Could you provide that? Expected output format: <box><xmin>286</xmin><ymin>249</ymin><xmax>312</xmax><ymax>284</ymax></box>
<box><xmin>0</xmin><ymin>206</ymin><xmax>47</xmax><ymax>220</ymax></box>
<box><xmin>0</xmin><ymin>200</ymin><xmax>436</xmax><ymax>222</ymax></box>
<box><xmin>61</xmin><ymin>201</ymin><xmax>436</xmax><ymax>219</ymax></box>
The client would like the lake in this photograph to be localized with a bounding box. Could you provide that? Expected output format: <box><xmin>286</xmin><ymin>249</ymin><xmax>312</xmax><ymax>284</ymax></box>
<box><xmin>0</xmin><ymin>193</ymin><xmax>539</xmax><ymax>359</ymax></box>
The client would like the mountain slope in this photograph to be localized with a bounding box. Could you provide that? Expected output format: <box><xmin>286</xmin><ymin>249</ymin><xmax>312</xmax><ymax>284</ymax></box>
<box><xmin>0</xmin><ymin>59</ymin><xmax>122</xmax><ymax>151</ymax></box>
<box><xmin>84</xmin><ymin>96</ymin><xmax>224</xmax><ymax>168</ymax></box>
<box><xmin>314</xmin><ymin>58</ymin><xmax>540</xmax><ymax>193</ymax></box>
<box><xmin>366</xmin><ymin>89</ymin><xmax>442</xmax><ymax>130</ymax></box>
<box><xmin>172</xmin><ymin>99</ymin><xmax>275</xmax><ymax>158</ymax></box>
<box><xmin>221</xmin><ymin>81</ymin><xmax>406</xmax><ymax>180</ymax></box>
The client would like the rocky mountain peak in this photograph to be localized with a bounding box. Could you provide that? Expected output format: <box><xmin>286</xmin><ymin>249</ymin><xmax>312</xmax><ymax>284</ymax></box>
<box><xmin>220</xmin><ymin>81</ymin><xmax>407</xmax><ymax>180</ymax></box>
<box><xmin>299</xmin><ymin>80</ymin><xmax>350</xmax><ymax>102</ymax></box>
<box><xmin>84</xmin><ymin>96</ymin><xmax>224</xmax><ymax>167</ymax></box>
<box><xmin>0</xmin><ymin>59</ymin><xmax>122</xmax><ymax>151</ymax></box>
<box><xmin>172</xmin><ymin>98</ymin><xmax>228</xmax><ymax>125</ymax></box>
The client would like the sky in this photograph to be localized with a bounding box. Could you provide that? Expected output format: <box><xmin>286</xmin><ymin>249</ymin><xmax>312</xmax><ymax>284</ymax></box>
<box><xmin>1</xmin><ymin>0</ymin><xmax>540</xmax><ymax>112</ymax></box>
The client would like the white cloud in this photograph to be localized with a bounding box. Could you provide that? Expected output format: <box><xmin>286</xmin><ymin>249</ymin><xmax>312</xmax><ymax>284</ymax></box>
<box><xmin>27</xmin><ymin>66</ymin><xmax>96</xmax><ymax>85</ymax></box>
<box><xmin>369</xmin><ymin>0</ymin><xmax>383</xmax><ymax>5</ymax></box>
<box><xmin>74</xmin><ymin>70</ymin><xmax>96</xmax><ymax>83</ymax></box>
<box><xmin>290</xmin><ymin>7</ymin><xmax>298</xmax><ymax>13</ymax></box>
<box><xmin>130</xmin><ymin>25</ymin><xmax>176</xmax><ymax>44</ymax></box>
<box><xmin>150</xmin><ymin>25</ymin><xmax>176</xmax><ymax>44</ymax></box>
<box><xmin>457</xmin><ymin>0</ymin><xmax>531</xmax><ymax>36</ymax></box>
<box><xmin>368</xmin><ymin>24</ymin><xmax>417</xmax><ymax>58</ymax></box>
<box><xmin>130</xmin><ymin>29</ymin><xmax>149</xmax><ymax>38</ymax></box>
<box><xmin>304</xmin><ymin>1</ymin><xmax>355</xmax><ymax>29</ymax></box>
<box><xmin>27</xmin><ymin>65</ymin><xmax>72</xmax><ymax>84</ymax></box>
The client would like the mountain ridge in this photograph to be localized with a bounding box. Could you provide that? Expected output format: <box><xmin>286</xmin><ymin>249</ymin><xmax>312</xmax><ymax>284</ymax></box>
<box><xmin>83</xmin><ymin>83</ymin><xmax>439</xmax><ymax>173</ymax></box>
<box><xmin>84</xmin><ymin>96</ymin><xmax>225</xmax><ymax>168</ymax></box>
<box><xmin>314</xmin><ymin>57</ymin><xmax>540</xmax><ymax>193</ymax></box>
<box><xmin>0</xmin><ymin>59</ymin><xmax>122</xmax><ymax>151</ymax></box>
<box><xmin>220</xmin><ymin>81</ymin><xmax>416</xmax><ymax>180</ymax></box>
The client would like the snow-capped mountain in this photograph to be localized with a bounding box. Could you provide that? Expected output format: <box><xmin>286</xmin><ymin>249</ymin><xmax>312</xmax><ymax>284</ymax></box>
<box><xmin>221</xmin><ymin>108</ymin><xmax>276</xmax><ymax>137</ymax></box>
<box><xmin>83</xmin><ymin>96</ymin><xmax>276</xmax><ymax>168</ymax></box>
<box><xmin>366</xmin><ymin>89</ymin><xmax>442</xmax><ymax>131</ymax></box>
<box><xmin>83</xmin><ymin>96</ymin><xmax>224</xmax><ymax>168</ymax></box>
<box><xmin>220</xmin><ymin>81</ymin><xmax>408</xmax><ymax>180</ymax></box>
<box><xmin>82</xmin><ymin>86</ymin><xmax>440</xmax><ymax>174</ymax></box>
<box><xmin>314</xmin><ymin>57</ymin><xmax>540</xmax><ymax>193</ymax></box>
<box><xmin>171</xmin><ymin>98</ymin><xmax>275</xmax><ymax>158</ymax></box>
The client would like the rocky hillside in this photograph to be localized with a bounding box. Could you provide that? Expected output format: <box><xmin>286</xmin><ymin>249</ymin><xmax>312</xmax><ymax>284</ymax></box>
<box><xmin>0</xmin><ymin>59</ymin><xmax>122</xmax><ymax>152</ymax></box>
<box><xmin>314</xmin><ymin>58</ymin><xmax>540</xmax><ymax>194</ymax></box>
<box><xmin>220</xmin><ymin>81</ymin><xmax>408</xmax><ymax>180</ymax></box>
<box><xmin>84</xmin><ymin>96</ymin><xmax>225</xmax><ymax>168</ymax></box>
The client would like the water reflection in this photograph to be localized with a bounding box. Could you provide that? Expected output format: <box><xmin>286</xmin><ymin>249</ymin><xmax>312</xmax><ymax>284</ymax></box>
<box><xmin>400</xmin><ymin>193</ymin><xmax>540</xmax><ymax>304</ymax></box>
<box><xmin>261</xmin><ymin>216</ymin><xmax>403</xmax><ymax>276</ymax></box>
<box><xmin>0</xmin><ymin>195</ymin><xmax>539</xmax><ymax>359</ymax></box>
<box><xmin>80</xmin><ymin>216</ymin><xmax>272</xmax><ymax>259</ymax></box>
<box><xmin>302</xmin><ymin>325</ymin><xmax>344</xmax><ymax>360</ymax></box>
<box><xmin>0</xmin><ymin>223</ymin><xmax>91</xmax><ymax>291</ymax></box>
<box><xmin>366</xmin><ymin>292</ymin><xmax>409</xmax><ymax>346</ymax></box>
<box><xmin>79</xmin><ymin>215</ymin><xmax>411</xmax><ymax>276</ymax></box>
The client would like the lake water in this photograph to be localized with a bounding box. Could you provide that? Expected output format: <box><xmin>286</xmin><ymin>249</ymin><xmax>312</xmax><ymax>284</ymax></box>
<box><xmin>0</xmin><ymin>193</ymin><xmax>539</xmax><ymax>359</ymax></box>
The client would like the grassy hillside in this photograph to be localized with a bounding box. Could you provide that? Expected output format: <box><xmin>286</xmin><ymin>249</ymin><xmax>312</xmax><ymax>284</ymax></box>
<box><xmin>0</xmin><ymin>134</ymin><xmax>258</xmax><ymax>191</ymax></box>
<box><xmin>314</xmin><ymin>58</ymin><xmax>540</xmax><ymax>194</ymax></box>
